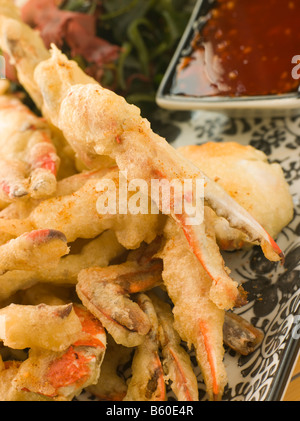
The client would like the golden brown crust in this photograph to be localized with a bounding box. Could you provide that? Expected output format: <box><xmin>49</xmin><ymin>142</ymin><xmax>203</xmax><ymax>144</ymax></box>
<box><xmin>179</xmin><ymin>142</ymin><xmax>294</xmax><ymax>241</ymax></box>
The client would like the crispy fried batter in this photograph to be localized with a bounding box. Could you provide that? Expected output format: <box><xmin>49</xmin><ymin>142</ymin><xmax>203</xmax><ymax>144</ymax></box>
<box><xmin>179</xmin><ymin>142</ymin><xmax>293</xmax><ymax>249</ymax></box>
<box><xmin>0</xmin><ymin>230</ymin><xmax>124</xmax><ymax>302</ymax></box>
<box><xmin>11</xmin><ymin>304</ymin><xmax>106</xmax><ymax>400</ymax></box>
<box><xmin>149</xmin><ymin>291</ymin><xmax>199</xmax><ymax>401</ymax></box>
<box><xmin>77</xmin><ymin>241</ymin><xmax>163</xmax><ymax>347</ymax></box>
<box><xmin>0</xmin><ymin>228</ymin><xmax>69</xmax><ymax>274</ymax></box>
<box><xmin>0</xmin><ymin>168</ymin><xmax>163</xmax><ymax>250</ymax></box>
<box><xmin>0</xmin><ymin>95</ymin><xmax>60</xmax><ymax>202</ymax></box>
<box><xmin>0</xmin><ymin>302</ymin><xmax>81</xmax><ymax>351</ymax></box>
<box><xmin>123</xmin><ymin>293</ymin><xmax>166</xmax><ymax>401</ymax></box>
<box><xmin>158</xmin><ymin>219</ymin><xmax>227</xmax><ymax>401</ymax></box>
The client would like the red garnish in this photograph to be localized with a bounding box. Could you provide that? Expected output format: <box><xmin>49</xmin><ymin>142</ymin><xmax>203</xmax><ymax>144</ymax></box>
<box><xmin>21</xmin><ymin>0</ymin><xmax>120</xmax><ymax>84</ymax></box>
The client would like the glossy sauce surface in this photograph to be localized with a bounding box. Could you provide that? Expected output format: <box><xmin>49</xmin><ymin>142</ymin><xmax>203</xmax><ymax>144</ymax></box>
<box><xmin>172</xmin><ymin>0</ymin><xmax>300</xmax><ymax>97</ymax></box>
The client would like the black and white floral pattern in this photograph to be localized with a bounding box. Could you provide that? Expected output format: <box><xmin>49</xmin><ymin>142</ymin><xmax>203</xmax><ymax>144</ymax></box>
<box><xmin>163</xmin><ymin>109</ymin><xmax>300</xmax><ymax>401</ymax></box>
<box><xmin>78</xmin><ymin>109</ymin><xmax>300</xmax><ymax>402</ymax></box>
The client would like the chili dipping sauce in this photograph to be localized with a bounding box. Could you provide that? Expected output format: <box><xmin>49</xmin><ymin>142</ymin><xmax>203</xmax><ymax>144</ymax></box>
<box><xmin>171</xmin><ymin>0</ymin><xmax>300</xmax><ymax>97</ymax></box>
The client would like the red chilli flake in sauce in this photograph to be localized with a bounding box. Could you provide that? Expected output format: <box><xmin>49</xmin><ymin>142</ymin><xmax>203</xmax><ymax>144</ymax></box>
<box><xmin>172</xmin><ymin>0</ymin><xmax>300</xmax><ymax>97</ymax></box>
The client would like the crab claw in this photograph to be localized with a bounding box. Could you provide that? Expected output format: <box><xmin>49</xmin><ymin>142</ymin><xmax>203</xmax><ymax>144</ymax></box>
<box><xmin>159</xmin><ymin>220</ymin><xmax>228</xmax><ymax>401</ymax></box>
<box><xmin>0</xmin><ymin>228</ymin><xmax>69</xmax><ymax>274</ymax></box>
<box><xmin>223</xmin><ymin>311</ymin><xmax>264</xmax><ymax>356</ymax></box>
<box><xmin>124</xmin><ymin>293</ymin><xmax>166</xmax><ymax>401</ymax></box>
<box><xmin>0</xmin><ymin>5</ymin><xmax>51</xmax><ymax>109</ymax></box>
<box><xmin>0</xmin><ymin>159</ymin><xmax>29</xmax><ymax>201</ymax></box>
<box><xmin>0</xmin><ymin>95</ymin><xmax>60</xmax><ymax>203</ymax></box>
<box><xmin>12</xmin><ymin>304</ymin><xmax>107</xmax><ymax>401</ymax></box>
<box><xmin>201</xmin><ymin>173</ymin><xmax>285</xmax><ymax>263</ymax></box>
<box><xmin>149</xmin><ymin>291</ymin><xmax>199</xmax><ymax>401</ymax></box>
<box><xmin>76</xmin><ymin>240</ymin><xmax>163</xmax><ymax>347</ymax></box>
<box><xmin>27</xmin><ymin>141</ymin><xmax>59</xmax><ymax>199</ymax></box>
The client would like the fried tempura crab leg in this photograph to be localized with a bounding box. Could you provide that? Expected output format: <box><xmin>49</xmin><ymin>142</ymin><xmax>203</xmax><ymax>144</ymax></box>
<box><xmin>124</xmin><ymin>292</ymin><xmax>199</xmax><ymax>401</ymax></box>
<box><xmin>123</xmin><ymin>293</ymin><xmax>166</xmax><ymax>401</ymax></box>
<box><xmin>158</xmin><ymin>219</ymin><xmax>228</xmax><ymax>401</ymax></box>
<box><xmin>0</xmin><ymin>0</ymin><xmax>50</xmax><ymax>109</ymax></box>
<box><xmin>11</xmin><ymin>304</ymin><xmax>106</xmax><ymax>401</ymax></box>
<box><xmin>0</xmin><ymin>230</ymin><xmax>125</xmax><ymax>302</ymax></box>
<box><xmin>0</xmin><ymin>168</ymin><xmax>163</xmax><ymax>249</ymax></box>
<box><xmin>0</xmin><ymin>166</ymin><xmax>116</xmax><ymax>221</ymax></box>
<box><xmin>0</xmin><ymin>95</ymin><xmax>60</xmax><ymax>202</ymax></box>
<box><xmin>0</xmin><ymin>1</ymin><xmax>88</xmax><ymax>178</ymax></box>
<box><xmin>223</xmin><ymin>312</ymin><xmax>264</xmax><ymax>356</ymax></box>
<box><xmin>0</xmin><ymin>302</ymin><xmax>81</xmax><ymax>351</ymax></box>
<box><xmin>76</xmin><ymin>241</ymin><xmax>163</xmax><ymax>347</ymax></box>
<box><xmin>0</xmin><ymin>228</ymin><xmax>69</xmax><ymax>275</ymax></box>
<box><xmin>149</xmin><ymin>292</ymin><xmax>199</xmax><ymax>401</ymax></box>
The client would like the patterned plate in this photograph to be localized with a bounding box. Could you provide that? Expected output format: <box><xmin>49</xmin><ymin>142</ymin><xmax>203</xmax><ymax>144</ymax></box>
<box><xmin>78</xmin><ymin>108</ymin><xmax>300</xmax><ymax>402</ymax></box>
<box><xmin>156</xmin><ymin>108</ymin><xmax>300</xmax><ymax>401</ymax></box>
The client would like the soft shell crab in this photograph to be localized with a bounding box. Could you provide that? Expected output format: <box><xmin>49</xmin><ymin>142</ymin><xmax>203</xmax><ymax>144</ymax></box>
<box><xmin>0</xmin><ymin>0</ymin><xmax>293</xmax><ymax>402</ymax></box>
<box><xmin>0</xmin><ymin>1</ymin><xmax>284</xmax><ymax>311</ymax></box>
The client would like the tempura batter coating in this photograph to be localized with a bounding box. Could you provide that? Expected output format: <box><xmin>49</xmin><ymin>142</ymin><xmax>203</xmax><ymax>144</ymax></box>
<box><xmin>123</xmin><ymin>293</ymin><xmax>166</xmax><ymax>401</ymax></box>
<box><xmin>11</xmin><ymin>304</ymin><xmax>107</xmax><ymax>401</ymax></box>
<box><xmin>158</xmin><ymin>219</ymin><xmax>227</xmax><ymax>401</ymax></box>
<box><xmin>0</xmin><ymin>95</ymin><xmax>60</xmax><ymax>202</ymax></box>
<box><xmin>149</xmin><ymin>292</ymin><xmax>199</xmax><ymax>401</ymax></box>
<box><xmin>179</xmin><ymin>142</ymin><xmax>293</xmax><ymax>249</ymax></box>
<box><xmin>0</xmin><ymin>228</ymin><xmax>69</xmax><ymax>274</ymax></box>
<box><xmin>0</xmin><ymin>168</ymin><xmax>163</xmax><ymax>249</ymax></box>
<box><xmin>0</xmin><ymin>303</ymin><xmax>81</xmax><ymax>351</ymax></box>
<box><xmin>0</xmin><ymin>0</ymin><xmax>50</xmax><ymax>108</ymax></box>
<box><xmin>0</xmin><ymin>230</ymin><xmax>124</xmax><ymax>302</ymax></box>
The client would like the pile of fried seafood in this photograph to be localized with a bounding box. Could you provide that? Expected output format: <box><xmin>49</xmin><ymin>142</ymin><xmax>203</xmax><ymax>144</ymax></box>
<box><xmin>0</xmin><ymin>0</ymin><xmax>293</xmax><ymax>401</ymax></box>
